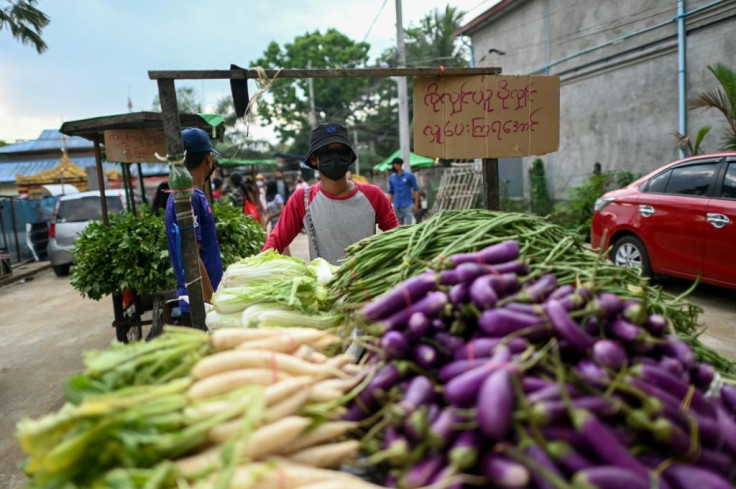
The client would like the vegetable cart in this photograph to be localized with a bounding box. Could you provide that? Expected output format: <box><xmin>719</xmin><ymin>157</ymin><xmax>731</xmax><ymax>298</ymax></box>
<box><xmin>59</xmin><ymin>111</ymin><xmax>224</xmax><ymax>342</ymax></box>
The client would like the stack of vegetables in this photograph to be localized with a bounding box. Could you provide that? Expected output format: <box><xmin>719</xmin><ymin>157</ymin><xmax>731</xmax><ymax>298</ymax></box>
<box><xmin>328</xmin><ymin>210</ymin><xmax>734</xmax><ymax>376</ymax></box>
<box><xmin>207</xmin><ymin>250</ymin><xmax>342</xmax><ymax>331</ymax></box>
<box><xmin>347</xmin><ymin>240</ymin><xmax>736</xmax><ymax>488</ymax></box>
<box><xmin>16</xmin><ymin>326</ymin><xmax>385</xmax><ymax>489</ymax></box>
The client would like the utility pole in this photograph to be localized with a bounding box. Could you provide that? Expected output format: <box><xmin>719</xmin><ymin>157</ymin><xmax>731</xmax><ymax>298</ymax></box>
<box><xmin>307</xmin><ymin>60</ymin><xmax>318</xmax><ymax>128</ymax></box>
<box><xmin>395</xmin><ymin>0</ymin><xmax>411</xmax><ymax>172</ymax></box>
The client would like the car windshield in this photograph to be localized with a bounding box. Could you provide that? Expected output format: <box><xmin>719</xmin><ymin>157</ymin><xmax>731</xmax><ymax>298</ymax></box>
<box><xmin>56</xmin><ymin>196</ymin><xmax>123</xmax><ymax>222</ymax></box>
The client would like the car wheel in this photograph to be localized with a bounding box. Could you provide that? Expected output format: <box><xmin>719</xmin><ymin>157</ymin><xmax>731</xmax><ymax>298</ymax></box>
<box><xmin>52</xmin><ymin>264</ymin><xmax>71</xmax><ymax>277</ymax></box>
<box><xmin>612</xmin><ymin>236</ymin><xmax>652</xmax><ymax>277</ymax></box>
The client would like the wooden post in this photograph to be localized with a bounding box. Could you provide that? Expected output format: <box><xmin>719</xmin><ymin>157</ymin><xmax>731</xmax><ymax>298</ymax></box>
<box><xmin>157</xmin><ymin>79</ymin><xmax>207</xmax><ymax>330</ymax></box>
<box><xmin>482</xmin><ymin>158</ymin><xmax>500</xmax><ymax>211</ymax></box>
<box><xmin>93</xmin><ymin>139</ymin><xmax>109</xmax><ymax>226</ymax></box>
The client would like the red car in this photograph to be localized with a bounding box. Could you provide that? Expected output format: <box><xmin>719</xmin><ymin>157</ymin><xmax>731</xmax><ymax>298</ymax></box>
<box><xmin>591</xmin><ymin>153</ymin><xmax>736</xmax><ymax>289</ymax></box>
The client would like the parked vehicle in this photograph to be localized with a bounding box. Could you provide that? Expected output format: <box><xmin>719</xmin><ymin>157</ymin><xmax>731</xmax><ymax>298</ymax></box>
<box><xmin>591</xmin><ymin>153</ymin><xmax>736</xmax><ymax>289</ymax></box>
<box><xmin>47</xmin><ymin>190</ymin><xmax>126</xmax><ymax>277</ymax></box>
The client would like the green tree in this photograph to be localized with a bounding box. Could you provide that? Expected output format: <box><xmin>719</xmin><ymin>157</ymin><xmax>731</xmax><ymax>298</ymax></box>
<box><xmin>252</xmin><ymin>29</ymin><xmax>370</xmax><ymax>146</ymax></box>
<box><xmin>406</xmin><ymin>5</ymin><xmax>469</xmax><ymax>68</ymax></box>
<box><xmin>690</xmin><ymin>63</ymin><xmax>736</xmax><ymax>151</ymax></box>
<box><xmin>152</xmin><ymin>86</ymin><xmax>202</xmax><ymax>114</ymax></box>
<box><xmin>529</xmin><ymin>158</ymin><xmax>554</xmax><ymax>216</ymax></box>
<box><xmin>0</xmin><ymin>0</ymin><xmax>49</xmax><ymax>54</ymax></box>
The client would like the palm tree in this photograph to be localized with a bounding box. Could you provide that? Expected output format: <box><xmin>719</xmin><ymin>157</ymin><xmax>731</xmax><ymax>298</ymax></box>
<box><xmin>0</xmin><ymin>0</ymin><xmax>49</xmax><ymax>54</ymax></box>
<box><xmin>690</xmin><ymin>63</ymin><xmax>736</xmax><ymax>151</ymax></box>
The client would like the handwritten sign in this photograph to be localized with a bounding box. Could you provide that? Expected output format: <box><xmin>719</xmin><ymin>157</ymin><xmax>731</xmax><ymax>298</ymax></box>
<box><xmin>413</xmin><ymin>75</ymin><xmax>559</xmax><ymax>159</ymax></box>
<box><xmin>104</xmin><ymin>129</ymin><xmax>167</xmax><ymax>163</ymax></box>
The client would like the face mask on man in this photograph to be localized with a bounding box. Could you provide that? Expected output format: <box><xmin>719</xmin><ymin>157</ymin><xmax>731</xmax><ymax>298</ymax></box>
<box><xmin>256</xmin><ymin>181</ymin><xmax>264</xmax><ymax>188</ymax></box>
<box><xmin>318</xmin><ymin>150</ymin><xmax>353</xmax><ymax>181</ymax></box>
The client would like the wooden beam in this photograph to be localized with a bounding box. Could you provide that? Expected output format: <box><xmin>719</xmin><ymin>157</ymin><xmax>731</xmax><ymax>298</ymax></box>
<box><xmin>149</xmin><ymin>67</ymin><xmax>502</xmax><ymax>80</ymax></box>
<box><xmin>482</xmin><ymin>158</ymin><xmax>500</xmax><ymax>211</ymax></box>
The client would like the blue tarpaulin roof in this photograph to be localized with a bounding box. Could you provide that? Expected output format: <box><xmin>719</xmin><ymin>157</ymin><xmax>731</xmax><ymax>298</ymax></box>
<box><xmin>0</xmin><ymin>130</ymin><xmax>94</xmax><ymax>154</ymax></box>
<box><xmin>0</xmin><ymin>157</ymin><xmax>170</xmax><ymax>183</ymax></box>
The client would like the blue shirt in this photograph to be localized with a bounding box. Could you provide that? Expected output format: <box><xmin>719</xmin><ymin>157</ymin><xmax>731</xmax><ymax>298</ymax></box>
<box><xmin>388</xmin><ymin>170</ymin><xmax>419</xmax><ymax>208</ymax></box>
<box><xmin>165</xmin><ymin>189</ymin><xmax>222</xmax><ymax>313</ymax></box>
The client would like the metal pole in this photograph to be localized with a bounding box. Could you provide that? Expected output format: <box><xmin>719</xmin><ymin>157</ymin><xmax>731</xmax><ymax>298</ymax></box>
<box><xmin>137</xmin><ymin>162</ymin><xmax>148</xmax><ymax>205</ymax></box>
<box><xmin>395</xmin><ymin>0</ymin><xmax>411</xmax><ymax>171</ymax></box>
<box><xmin>307</xmin><ymin>60</ymin><xmax>318</xmax><ymax>128</ymax></box>
<box><xmin>677</xmin><ymin>0</ymin><xmax>687</xmax><ymax>158</ymax></box>
<box><xmin>157</xmin><ymin>79</ymin><xmax>207</xmax><ymax>330</ymax></box>
<box><xmin>8</xmin><ymin>197</ymin><xmax>21</xmax><ymax>262</ymax></box>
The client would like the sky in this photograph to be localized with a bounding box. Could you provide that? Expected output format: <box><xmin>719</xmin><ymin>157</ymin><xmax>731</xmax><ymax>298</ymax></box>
<box><xmin>0</xmin><ymin>0</ymin><xmax>497</xmax><ymax>144</ymax></box>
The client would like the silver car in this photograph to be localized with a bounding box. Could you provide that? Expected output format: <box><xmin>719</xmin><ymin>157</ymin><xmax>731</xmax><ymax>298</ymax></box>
<box><xmin>47</xmin><ymin>190</ymin><xmax>126</xmax><ymax>277</ymax></box>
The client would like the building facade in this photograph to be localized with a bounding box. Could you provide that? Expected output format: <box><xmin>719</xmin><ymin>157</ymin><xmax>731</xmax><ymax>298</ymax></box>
<box><xmin>458</xmin><ymin>0</ymin><xmax>736</xmax><ymax>197</ymax></box>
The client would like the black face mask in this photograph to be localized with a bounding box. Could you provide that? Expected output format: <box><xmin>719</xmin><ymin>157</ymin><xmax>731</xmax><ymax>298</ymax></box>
<box><xmin>318</xmin><ymin>150</ymin><xmax>352</xmax><ymax>181</ymax></box>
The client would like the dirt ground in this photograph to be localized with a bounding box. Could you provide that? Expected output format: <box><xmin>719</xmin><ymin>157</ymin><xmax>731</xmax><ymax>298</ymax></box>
<box><xmin>0</xmin><ymin>234</ymin><xmax>733</xmax><ymax>488</ymax></box>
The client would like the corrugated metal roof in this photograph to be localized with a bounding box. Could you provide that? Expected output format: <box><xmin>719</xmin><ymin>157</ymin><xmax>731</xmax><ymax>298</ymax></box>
<box><xmin>0</xmin><ymin>130</ymin><xmax>94</xmax><ymax>155</ymax></box>
<box><xmin>0</xmin><ymin>157</ymin><xmax>170</xmax><ymax>183</ymax></box>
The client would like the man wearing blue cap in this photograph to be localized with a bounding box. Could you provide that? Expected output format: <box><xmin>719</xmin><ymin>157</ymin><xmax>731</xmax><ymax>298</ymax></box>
<box><xmin>164</xmin><ymin>127</ymin><xmax>223</xmax><ymax>326</ymax></box>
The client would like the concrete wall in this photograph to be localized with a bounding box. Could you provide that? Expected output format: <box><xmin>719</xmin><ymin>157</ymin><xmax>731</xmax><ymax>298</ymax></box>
<box><xmin>465</xmin><ymin>0</ymin><xmax>736</xmax><ymax>198</ymax></box>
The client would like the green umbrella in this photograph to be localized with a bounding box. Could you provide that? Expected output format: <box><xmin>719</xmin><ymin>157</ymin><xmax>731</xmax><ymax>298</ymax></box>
<box><xmin>373</xmin><ymin>150</ymin><xmax>435</xmax><ymax>172</ymax></box>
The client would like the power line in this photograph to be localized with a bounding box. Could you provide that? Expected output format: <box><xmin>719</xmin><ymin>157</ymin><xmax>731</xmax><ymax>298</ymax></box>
<box><xmin>363</xmin><ymin>0</ymin><xmax>389</xmax><ymax>43</ymax></box>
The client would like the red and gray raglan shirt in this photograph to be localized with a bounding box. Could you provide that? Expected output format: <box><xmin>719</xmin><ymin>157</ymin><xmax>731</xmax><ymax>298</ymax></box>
<box><xmin>262</xmin><ymin>182</ymin><xmax>399</xmax><ymax>265</ymax></box>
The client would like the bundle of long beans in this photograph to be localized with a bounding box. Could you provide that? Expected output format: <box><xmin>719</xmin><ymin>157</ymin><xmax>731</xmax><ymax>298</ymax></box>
<box><xmin>328</xmin><ymin>210</ymin><xmax>733</xmax><ymax>377</ymax></box>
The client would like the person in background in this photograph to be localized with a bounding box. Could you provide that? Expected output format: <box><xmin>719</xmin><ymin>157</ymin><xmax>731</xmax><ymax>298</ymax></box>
<box><xmin>255</xmin><ymin>173</ymin><xmax>267</xmax><ymax>212</ymax></box>
<box><xmin>242</xmin><ymin>177</ymin><xmax>263</xmax><ymax>223</ymax></box>
<box><xmin>268</xmin><ymin>169</ymin><xmax>290</xmax><ymax>204</ymax></box>
<box><xmin>265</xmin><ymin>183</ymin><xmax>290</xmax><ymax>255</ymax></box>
<box><xmin>295</xmin><ymin>175</ymin><xmax>309</xmax><ymax>191</ymax></box>
<box><xmin>211</xmin><ymin>177</ymin><xmax>223</xmax><ymax>202</ymax></box>
<box><xmin>164</xmin><ymin>128</ymin><xmax>223</xmax><ymax>326</ymax></box>
<box><xmin>263</xmin><ymin>122</ymin><xmax>398</xmax><ymax>265</ymax></box>
<box><xmin>151</xmin><ymin>181</ymin><xmax>170</xmax><ymax>216</ymax></box>
<box><xmin>414</xmin><ymin>187</ymin><xmax>429</xmax><ymax>223</ymax></box>
<box><xmin>228</xmin><ymin>172</ymin><xmax>246</xmax><ymax>210</ymax></box>
<box><xmin>388</xmin><ymin>157</ymin><xmax>419</xmax><ymax>225</ymax></box>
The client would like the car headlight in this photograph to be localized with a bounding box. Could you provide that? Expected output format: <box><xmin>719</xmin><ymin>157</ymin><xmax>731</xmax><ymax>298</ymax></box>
<box><xmin>593</xmin><ymin>197</ymin><xmax>614</xmax><ymax>212</ymax></box>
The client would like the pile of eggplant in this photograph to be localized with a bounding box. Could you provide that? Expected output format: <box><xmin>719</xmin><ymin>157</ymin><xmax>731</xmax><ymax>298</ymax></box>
<box><xmin>347</xmin><ymin>240</ymin><xmax>736</xmax><ymax>489</ymax></box>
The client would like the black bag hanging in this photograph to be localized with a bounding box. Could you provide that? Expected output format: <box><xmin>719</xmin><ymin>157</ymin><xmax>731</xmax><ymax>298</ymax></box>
<box><xmin>229</xmin><ymin>64</ymin><xmax>250</xmax><ymax>118</ymax></box>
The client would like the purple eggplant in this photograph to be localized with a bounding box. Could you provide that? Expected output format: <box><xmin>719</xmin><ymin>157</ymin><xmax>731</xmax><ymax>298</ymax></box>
<box><xmin>445</xmin><ymin>360</ymin><xmax>508</xmax><ymax>407</ymax></box>
<box><xmin>395</xmin><ymin>375</ymin><xmax>435</xmax><ymax>416</ymax></box>
<box><xmin>448</xmin><ymin>281</ymin><xmax>470</xmax><ymax>305</ymax></box>
<box><xmin>505</xmin><ymin>301</ymin><xmax>544</xmax><ymax>316</ymax></box>
<box><xmin>571</xmin><ymin>410</ymin><xmax>650</xmax><ymax>478</ymax></box>
<box><xmin>434</xmin><ymin>332</ymin><xmax>466</xmax><ymax>356</ymax></box>
<box><xmin>429</xmin><ymin>466</ymin><xmax>463</xmax><ymax>489</ymax></box>
<box><xmin>478</xmin><ymin>307</ymin><xmax>549</xmax><ymax>337</ymax></box>
<box><xmin>720</xmin><ymin>384</ymin><xmax>736</xmax><ymax>416</ymax></box>
<box><xmin>576</xmin><ymin>359</ymin><xmax>610</xmax><ymax>387</ymax></box>
<box><xmin>407</xmin><ymin>311</ymin><xmax>430</xmax><ymax>340</ymax></box>
<box><xmin>412</xmin><ymin>343</ymin><xmax>440</xmax><ymax>369</ymax></box>
<box><xmin>469</xmin><ymin>274</ymin><xmax>500</xmax><ymax>309</ymax></box>
<box><xmin>438</xmin><ymin>268</ymin><xmax>462</xmax><ymax>285</ymax></box>
<box><xmin>357</xmin><ymin>363</ymin><xmax>403</xmax><ymax>408</ymax></box>
<box><xmin>633</xmin><ymin>364</ymin><xmax>715</xmax><ymax>418</ymax></box>
<box><xmin>606</xmin><ymin>318</ymin><xmax>645</xmax><ymax>343</ymax></box>
<box><xmin>540</xmin><ymin>426</ymin><xmax>588</xmax><ymax>451</ymax></box>
<box><xmin>622</xmin><ymin>301</ymin><xmax>647</xmax><ymax>325</ymax></box>
<box><xmin>645</xmin><ymin>313</ymin><xmax>667</xmax><ymax>336</ymax></box>
<box><xmin>660</xmin><ymin>336</ymin><xmax>695</xmax><ymax>371</ymax></box>
<box><xmin>662</xmin><ymin>464</ymin><xmax>733</xmax><ymax>489</ymax></box>
<box><xmin>592</xmin><ymin>339</ymin><xmax>627</xmax><ymax>370</ymax></box>
<box><xmin>546</xmin><ymin>299</ymin><xmax>596</xmax><ymax>352</ymax></box>
<box><xmin>431</xmin><ymin>317</ymin><xmax>449</xmax><ymax>332</ymax></box>
<box><xmin>594</xmin><ymin>292</ymin><xmax>625</xmax><ymax>318</ymax></box>
<box><xmin>362</xmin><ymin>271</ymin><xmax>437</xmax><ymax>320</ymax></box>
<box><xmin>524</xmin><ymin>443</ymin><xmax>566</xmax><ymax>489</ymax></box>
<box><xmin>439</xmin><ymin>357</ymin><xmax>493</xmax><ymax>383</ymax></box>
<box><xmin>526</xmin><ymin>382</ymin><xmax>580</xmax><ymax>404</ymax></box>
<box><xmin>449</xmin><ymin>240</ymin><xmax>520</xmax><ymax>266</ymax></box>
<box><xmin>453</xmin><ymin>337</ymin><xmax>527</xmax><ymax>360</ymax></box>
<box><xmin>428</xmin><ymin>406</ymin><xmax>463</xmax><ymax>448</ymax></box>
<box><xmin>455</xmin><ymin>262</ymin><xmax>494</xmax><ymax>283</ymax></box>
<box><xmin>530</xmin><ymin>397</ymin><xmax>620</xmax><ymax>425</ymax></box>
<box><xmin>380</xmin><ymin>330</ymin><xmax>410</xmax><ymax>360</ymax></box>
<box><xmin>477</xmin><ymin>368</ymin><xmax>515</xmax><ymax>440</ymax></box>
<box><xmin>379</xmin><ymin>291</ymin><xmax>449</xmax><ymax>331</ymax></box>
<box><xmin>522</xmin><ymin>376</ymin><xmax>554</xmax><ymax>393</ymax></box>
<box><xmin>482</xmin><ymin>454</ymin><xmax>530</xmax><ymax>488</ymax></box>
<box><xmin>548</xmin><ymin>284</ymin><xmax>575</xmax><ymax>301</ymax></box>
<box><xmin>571</xmin><ymin>466</ymin><xmax>650</xmax><ymax>489</ymax></box>
<box><xmin>448</xmin><ymin>430</ymin><xmax>480</xmax><ymax>469</ymax></box>
<box><xmin>515</xmin><ymin>273</ymin><xmax>558</xmax><ymax>303</ymax></box>
<box><xmin>404</xmin><ymin>403</ymin><xmax>439</xmax><ymax>442</ymax></box>
<box><xmin>691</xmin><ymin>363</ymin><xmax>715</xmax><ymax>389</ymax></box>
<box><xmin>545</xmin><ymin>441</ymin><xmax>593</xmax><ymax>473</ymax></box>
<box><xmin>403</xmin><ymin>453</ymin><xmax>445</xmax><ymax>488</ymax></box>
<box><xmin>658</xmin><ymin>357</ymin><xmax>685</xmax><ymax>378</ymax></box>
<box><xmin>714</xmin><ymin>407</ymin><xmax>736</xmax><ymax>457</ymax></box>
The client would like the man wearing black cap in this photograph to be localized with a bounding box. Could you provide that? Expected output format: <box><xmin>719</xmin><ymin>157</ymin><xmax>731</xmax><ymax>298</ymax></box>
<box><xmin>262</xmin><ymin>122</ymin><xmax>398</xmax><ymax>265</ymax></box>
<box><xmin>388</xmin><ymin>157</ymin><xmax>419</xmax><ymax>225</ymax></box>
<box><xmin>164</xmin><ymin>127</ymin><xmax>223</xmax><ymax>326</ymax></box>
